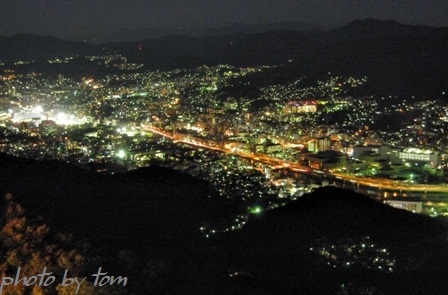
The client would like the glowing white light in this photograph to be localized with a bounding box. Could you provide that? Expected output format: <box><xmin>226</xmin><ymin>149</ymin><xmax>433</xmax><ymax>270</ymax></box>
<box><xmin>117</xmin><ymin>150</ymin><xmax>126</xmax><ymax>159</ymax></box>
<box><xmin>35</xmin><ymin>106</ymin><xmax>44</xmax><ymax>113</ymax></box>
<box><xmin>57</xmin><ymin>112</ymin><xmax>66</xmax><ymax>120</ymax></box>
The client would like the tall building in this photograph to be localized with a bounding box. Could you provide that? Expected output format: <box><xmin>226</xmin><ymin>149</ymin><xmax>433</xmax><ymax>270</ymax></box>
<box><xmin>317</xmin><ymin>137</ymin><xmax>331</xmax><ymax>152</ymax></box>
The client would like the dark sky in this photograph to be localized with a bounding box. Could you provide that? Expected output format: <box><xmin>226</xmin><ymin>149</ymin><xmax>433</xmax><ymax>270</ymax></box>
<box><xmin>1</xmin><ymin>0</ymin><xmax>447</xmax><ymax>40</ymax></box>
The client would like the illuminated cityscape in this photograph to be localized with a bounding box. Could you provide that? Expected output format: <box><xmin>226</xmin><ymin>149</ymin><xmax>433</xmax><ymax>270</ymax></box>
<box><xmin>2</xmin><ymin>60</ymin><xmax>448</xmax><ymax>218</ymax></box>
<box><xmin>1</xmin><ymin>2</ymin><xmax>448</xmax><ymax>293</ymax></box>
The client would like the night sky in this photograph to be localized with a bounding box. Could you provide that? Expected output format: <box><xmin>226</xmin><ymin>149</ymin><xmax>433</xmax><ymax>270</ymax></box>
<box><xmin>1</xmin><ymin>0</ymin><xmax>448</xmax><ymax>40</ymax></box>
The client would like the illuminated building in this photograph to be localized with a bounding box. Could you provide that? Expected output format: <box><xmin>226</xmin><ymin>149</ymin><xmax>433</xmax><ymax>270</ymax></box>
<box><xmin>399</xmin><ymin>148</ymin><xmax>440</xmax><ymax>167</ymax></box>
<box><xmin>316</xmin><ymin>137</ymin><xmax>331</xmax><ymax>152</ymax></box>
<box><xmin>353</xmin><ymin>145</ymin><xmax>401</xmax><ymax>164</ymax></box>
<box><xmin>0</xmin><ymin>110</ymin><xmax>9</xmax><ymax>121</ymax></box>
<box><xmin>282</xmin><ymin>100</ymin><xmax>317</xmax><ymax>114</ymax></box>
<box><xmin>305</xmin><ymin>151</ymin><xmax>346</xmax><ymax>171</ymax></box>
<box><xmin>265</xmin><ymin>143</ymin><xmax>282</xmax><ymax>154</ymax></box>
<box><xmin>384</xmin><ymin>198</ymin><xmax>422</xmax><ymax>213</ymax></box>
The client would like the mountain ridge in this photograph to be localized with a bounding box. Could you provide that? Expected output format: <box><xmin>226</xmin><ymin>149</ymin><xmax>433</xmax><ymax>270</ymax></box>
<box><xmin>80</xmin><ymin>20</ymin><xmax>322</xmax><ymax>43</ymax></box>
<box><xmin>2</xmin><ymin>19</ymin><xmax>447</xmax><ymax>63</ymax></box>
<box><xmin>1</xmin><ymin>18</ymin><xmax>447</xmax><ymax>98</ymax></box>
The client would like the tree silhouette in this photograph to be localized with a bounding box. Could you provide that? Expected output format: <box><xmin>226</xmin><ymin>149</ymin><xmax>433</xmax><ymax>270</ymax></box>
<box><xmin>0</xmin><ymin>193</ymin><xmax>128</xmax><ymax>295</ymax></box>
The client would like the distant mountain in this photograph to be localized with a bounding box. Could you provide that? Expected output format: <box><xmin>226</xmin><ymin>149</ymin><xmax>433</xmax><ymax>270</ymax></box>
<box><xmin>110</xmin><ymin>19</ymin><xmax>447</xmax><ymax>97</ymax></box>
<box><xmin>196</xmin><ymin>21</ymin><xmax>322</xmax><ymax>36</ymax></box>
<box><xmin>0</xmin><ymin>33</ymin><xmax>97</xmax><ymax>63</ymax></box>
<box><xmin>323</xmin><ymin>18</ymin><xmax>437</xmax><ymax>40</ymax></box>
<box><xmin>316</xmin><ymin>19</ymin><xmax>448</xmax><ymax>98</ymax></box>
<box><xmin>77</xmin><ymin>21</ymin><xmax>322</xmax><ymax>43</ymax></box>
<box><xmin>105</xmin><ymin>30</ymin><xmax>320</xmax><ymax>69</ymax></box>
<box><xmin>1</xmin><ymin>19</ymin><xmax>447</xmax><ymax>98</ymax></box>
<box><xmin>319</xmin><ymin>18</ymin><xmax>448</xmax><ymax>58</ymax></box>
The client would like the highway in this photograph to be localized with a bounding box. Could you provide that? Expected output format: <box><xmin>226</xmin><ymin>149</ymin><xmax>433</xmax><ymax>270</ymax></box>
<box><xmin>141</xmin><ymin>125</ymin><xmax>448</xmax><ymax>194</ymax></box>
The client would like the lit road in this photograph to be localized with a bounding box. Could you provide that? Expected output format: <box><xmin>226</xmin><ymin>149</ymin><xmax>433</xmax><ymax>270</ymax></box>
<box><xmin>141</xmin><ymin>125</ymin><xmax>448</xmax><ymax>194</ymax></box>
<box><xmin>330</xmin><ymin>172</ymin><xmax>448</xmax><ymax>193</ymax></box>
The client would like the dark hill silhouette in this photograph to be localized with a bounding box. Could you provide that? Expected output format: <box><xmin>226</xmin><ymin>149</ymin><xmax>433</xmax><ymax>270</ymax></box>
<box><xmin>0</xmin><ymin>153</ymin><xmax>216</xmax><ymax>251</ymax></box>
<box><xmin>211</xmin><ymin>187</ymin><xmax>448</xmax><ymax>294</ymax></box>
<box><xmin>0</xmin><ymin>34</ymin><xmax>97</xmax><ymax>62</ymax></box>
<box><xmin>1</xmin><ymin>154</ymin><xmax>448</xmax><ymax>293</ymax></box>
<box><xmin>224</xmin><ymin>187</ymin><xmax>447</xmax><ymax>247</ymax></box>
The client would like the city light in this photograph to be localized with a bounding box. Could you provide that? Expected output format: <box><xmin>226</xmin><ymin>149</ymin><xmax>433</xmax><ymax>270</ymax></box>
<box><xmin>117</xmin><ymin>150</ymin><xmax>126</xmax><ymax>159</ymax></box>
<box><xmin>250</xmin><ymin>206</ymin><xmax>262</xmax><ymax>214</ymax></box>
<box><xmin>1</xmin><ymin>9</ymin><xmax>448</xmax><ymax>294</ymax></box>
